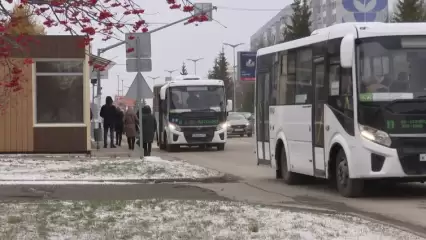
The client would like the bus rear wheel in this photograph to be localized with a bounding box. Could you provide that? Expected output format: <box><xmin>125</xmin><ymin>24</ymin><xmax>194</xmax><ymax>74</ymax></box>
<box><xmin>335</xmin><ymin>149</ymin><xmax>364</xmax><ymax>198</ymax></box>
<box><xmin>279</xmin><ymin>146</ymin><xmax>300</xmax><ymax>185</ymax></box>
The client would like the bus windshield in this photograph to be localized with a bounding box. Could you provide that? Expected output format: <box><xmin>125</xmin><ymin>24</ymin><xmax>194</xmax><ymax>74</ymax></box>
<box><xmin>358</xmin><ymin>36</ymin><xmax>426</xmax><ymax>102</ymax></box>
<box><xmin>169</xmin><ymin>85</ymin><xmax>225</xmax><ymax>112</ymax></box>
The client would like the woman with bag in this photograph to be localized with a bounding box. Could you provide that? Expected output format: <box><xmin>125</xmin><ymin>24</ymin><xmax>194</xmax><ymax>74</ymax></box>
<box><xmin>124</xmin><ymin>108</ymin><xmax>138</xmax><ymax>150</ymax></box>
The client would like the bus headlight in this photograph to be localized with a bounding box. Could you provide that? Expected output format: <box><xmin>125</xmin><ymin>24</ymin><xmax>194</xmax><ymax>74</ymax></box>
<box><xmin>168</xmin><ymin>122</ymin><xmax>181</xmax><ymax>132</ymax></box>
<box><xmin>216</xmin><ymin>122</ymin><xmax>229</xmax><ymax>131</ymax></box>
<box><xmin>359</xmin><ymin>124</ymin><xmax>391</xmax><ymax>147</ymax></box>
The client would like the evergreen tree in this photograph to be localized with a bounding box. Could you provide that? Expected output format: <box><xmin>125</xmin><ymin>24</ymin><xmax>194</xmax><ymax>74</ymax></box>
<box><xmin>393</xmin><ymin>0</ymin><xmax>426</xmax><ymax>22</ymax></box>
<box><xmin>5</xmin><ymin>4</ymin><xmax>45</xmax><ymax>35</ymax></box>
<box><xmin>208</xmin><ymin>51</ymin><xmax>233</xmax><ymax>100</ymax></box>
<box><xmin>284</xmin><ymin>0</ymin><xmax>311</xmax><ymax>41</ymax></box>
<box><xmin>180</xmin><ymin>62</ymin><xmax>188</xmax><ymax>75</ymax></box>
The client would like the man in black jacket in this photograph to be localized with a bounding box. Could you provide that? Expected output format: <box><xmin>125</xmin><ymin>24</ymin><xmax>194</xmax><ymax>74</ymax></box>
<box><xmin>100</xmin><ymin>96</ymin><xmax>117</xmax><ymax>148</ymax></box>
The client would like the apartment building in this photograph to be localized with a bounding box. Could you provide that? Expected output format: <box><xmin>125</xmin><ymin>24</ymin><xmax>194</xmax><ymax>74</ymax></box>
<box><xmin>310</xmin><ymin>0</ymin><xmax>389</xmax><ymax>30</ymax></box>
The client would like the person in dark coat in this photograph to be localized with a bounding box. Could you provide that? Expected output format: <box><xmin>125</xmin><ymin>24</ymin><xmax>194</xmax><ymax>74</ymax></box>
<box><xmin>100</xmin><ymin>96</ymin><xmax>116</xmax><ymax>148</ymax></box>
<box><xmin>115</xmin><ymin>108</ymin><xmax>124</xmax><ymax>146</ymax></box>
<box><xmin>140</xmin><ymin>105</ymin><xmax>157</xmax><ymax>156</ymax></box>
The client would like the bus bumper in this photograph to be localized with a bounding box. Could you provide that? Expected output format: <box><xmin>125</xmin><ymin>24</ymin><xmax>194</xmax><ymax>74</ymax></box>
<box><xmin>349</xmin><ymin>138</ymin><xmax>426</xmax><ymax>180</ymax></box>
<box><xmin>167</xmin><ymin>128</ymin><xmax>227</xmax><ymax>145</ymax></box>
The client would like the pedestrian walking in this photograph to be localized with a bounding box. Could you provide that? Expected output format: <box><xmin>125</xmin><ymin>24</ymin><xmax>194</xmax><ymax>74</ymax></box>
<box><xmin>124</xmin><ymin>108</ymin><xmax>138</xmax><ymax>150</ymax></box>
<box><xmin>99</xmin><ymin>96</ymin><xmax>116</xmax><ymax>148</ymax></box>
<box><xmin>115</xmin><ymin>108</ymin><xmax>124</xmax><ymax>146</ymax></box>
<box><xmin>140</xmin><ymin>105</ymin><xmax>157</xmax><ymax>156</ymax></box>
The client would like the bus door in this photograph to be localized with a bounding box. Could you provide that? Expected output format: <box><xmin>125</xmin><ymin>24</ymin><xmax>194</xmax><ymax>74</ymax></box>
<box><xmin>312</xmin><ymin>56</ymin><xmax>327</xmax><ymax>177</ymax></box>
<box><xmin>256</xmin><ymin>71</ymin><xmax>271</xmax><ymax>164</ymax></box>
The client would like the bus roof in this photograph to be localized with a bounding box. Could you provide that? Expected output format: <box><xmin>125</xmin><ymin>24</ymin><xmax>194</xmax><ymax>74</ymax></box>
<box><xmin>257</xmin><ymin>22</ymin><xmax>426</xmax><ymax>57</ymax></box>
<box><xmin>173</xmin><ymin>75</ymin><xmax>202</xmax><ymax>81</ymax></box>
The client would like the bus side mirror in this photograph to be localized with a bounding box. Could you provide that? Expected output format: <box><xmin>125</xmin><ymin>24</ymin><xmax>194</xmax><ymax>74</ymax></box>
<box><xmin>340</xmin><ymin>34</ymin><xmax>355</xmax><ymax>69</ymax></box>
<box><xmin>227</xmin><ymin>99</ymin><xmax>232</xmax><ymax>112</ymax></box>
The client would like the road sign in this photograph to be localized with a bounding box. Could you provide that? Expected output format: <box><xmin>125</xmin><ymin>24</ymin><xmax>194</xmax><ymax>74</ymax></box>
<box><xmin>125</xmin><ymin>33</ymin><xmax>151</xmax><ymax>59</ymax></box>
<box><xmin>194</xmin><ymin>3</ymin><xmax>213</xmax><ymax>21</ymax></box>
<box><xmin>125</xmin><ymin>72</ymin><xmax>153</xmax><ymax>99</ymax></box>
<box><xmin>126</xmin><ymin>59</ymin><xmax>152</xmax><ymax>72</ymax></box>
<box><xmin>165</xmin><ymin>77</ymin><xmax>172</xmax><ymax>82</ymax></box>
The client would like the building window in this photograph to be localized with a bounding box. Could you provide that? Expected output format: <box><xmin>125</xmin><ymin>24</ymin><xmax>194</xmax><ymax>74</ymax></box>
<box><xmin>35</xmin><ymin>61</ymin><xmax>84</xmax><ymax>124</ymax></box>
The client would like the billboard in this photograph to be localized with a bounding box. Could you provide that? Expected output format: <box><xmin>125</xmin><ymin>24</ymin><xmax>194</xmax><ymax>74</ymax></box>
<box><xmin>237</xmin><ymin>51</ymin><xmax>256</xmax><ymax>81</ymax></box>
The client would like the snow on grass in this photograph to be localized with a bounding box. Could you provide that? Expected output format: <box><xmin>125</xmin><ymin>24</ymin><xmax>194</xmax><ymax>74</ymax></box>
<box><xmin>0</xmin><ymin>156</ymin><xmax>222</xmax><ymax>181</ymax></box>
<box><xmin>0</xmin><ymin>200</ymin><xmax>421</xmax><ymax>240</ymax></box>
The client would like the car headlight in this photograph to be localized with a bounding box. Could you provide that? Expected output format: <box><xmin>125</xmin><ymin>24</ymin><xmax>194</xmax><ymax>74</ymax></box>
<box><xmin>245</xmin><ymin>122</ymin><xmax>249</xmax><ymax>126</ymax></box>
<box><xmin>168</xmin><ymin>122</ymin><xmax>181</xmax><ymax>131</ymax></box>
<box><xmin>359</xmin><ymin>124</ymin><xmax>391</xmax><ymax>147</ymax></box>
<box><xmin>216</xmin><ymin>122</ymin><xmax>229</xmax><ymax>131</ymax></box>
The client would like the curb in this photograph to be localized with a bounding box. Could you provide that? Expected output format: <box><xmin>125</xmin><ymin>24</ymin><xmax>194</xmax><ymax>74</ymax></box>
<box><xmin>0</xmin><ymin>174</ymin><xmax>240</xmax><ymax>184</ymax></box>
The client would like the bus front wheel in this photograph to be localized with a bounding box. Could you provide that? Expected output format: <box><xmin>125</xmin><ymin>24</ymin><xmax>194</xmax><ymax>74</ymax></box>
<box><xmin>335</xmin><ymin>150</ymin><xmax>364</xmax><ymax>198</ymax></box>
<box><xmin>279</xmin><ymin>146</ymin><xmax>300</xmax><ymax>185</ymax></box>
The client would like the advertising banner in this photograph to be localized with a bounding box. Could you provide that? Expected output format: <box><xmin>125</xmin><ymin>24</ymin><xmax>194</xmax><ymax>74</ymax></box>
<box><xmin>238</xmin><ymin>51</ymin><xmax>256</xmax><ymax>81</ymax></box>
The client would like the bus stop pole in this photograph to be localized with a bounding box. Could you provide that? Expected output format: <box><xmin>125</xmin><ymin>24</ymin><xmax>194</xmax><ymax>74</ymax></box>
<box><xmin>136</xmin><ymin>36</ymin><xmax>144</xmax><ymax>158</ymax></box>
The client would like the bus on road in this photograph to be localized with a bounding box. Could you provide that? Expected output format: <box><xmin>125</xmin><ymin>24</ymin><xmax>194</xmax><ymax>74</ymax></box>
<box><xmin>153</xmin><ymin>78</ymin><xmax>231</xmax><ymax>152</ymax></box>
<box><xmin>255</xmin><ymin>22</ymin><xmax>426</xmax><ymax>197</ymax></box>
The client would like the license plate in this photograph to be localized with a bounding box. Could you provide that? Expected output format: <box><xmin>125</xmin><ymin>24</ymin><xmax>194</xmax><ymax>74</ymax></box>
<box><xmin>420</xmin><ymin>153</ymin><xmax>426</xmax><ymax>161</ymax></box>
<box><xmin>192</xmin><ymin>133</ymin><xmax>206</xmax><ymax>138</ymax></box>
<box><xmin>234</xmin><ymin>129</ymin><xmax>244</xmax><ymax>132</ymax></box>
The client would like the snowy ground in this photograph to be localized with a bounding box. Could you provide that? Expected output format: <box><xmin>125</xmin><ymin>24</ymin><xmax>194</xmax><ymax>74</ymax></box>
<box><xmin>0</xmin><ymin>156</ymin><xmax>222</xmax><ymax>181</ymax></box>
<box><xmin>0</xmin><ymin>200</ymin><xmax>422</xmax><ymax>240</ymax></box>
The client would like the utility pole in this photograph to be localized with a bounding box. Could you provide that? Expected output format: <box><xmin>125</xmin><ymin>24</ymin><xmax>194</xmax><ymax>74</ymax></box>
<box><xmin>186</xmin><ymin>58</ymin><xmax>203</xmax><ymax>75</ymax></box>
<box><xmin>117</xmin><ymin>75</ymin><xmax>120</xmax><ymax>96</ymax></box>
<box><xmin>223</xmin><ymin>42</ymin><xmax>244</xmax><ymax>111</ymax></box>
<box><xmin>121</xmin><ymin>79</ymin><xmax>124</xmax><ymax>95</ymax></box>
<box><xmin>148</xmin><ymin>76</ymin><xmax>160</xmax><ymax>86</ymax></box>
<box><xmin>165</xmin><ymin>69</ymin><xmax>178</xmax><ymax>77</ymax></box>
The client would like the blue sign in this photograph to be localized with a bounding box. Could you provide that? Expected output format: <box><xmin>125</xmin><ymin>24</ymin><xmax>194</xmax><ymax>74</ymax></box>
<box><xmin>342</xmin><ymin>0</ymin><xmax>388</xmax><ymax>22</ymax></box>
<box><xmin>238</xmin><ymin>51</ymin><xmax>256</xmax><ymax>81</ymax></box>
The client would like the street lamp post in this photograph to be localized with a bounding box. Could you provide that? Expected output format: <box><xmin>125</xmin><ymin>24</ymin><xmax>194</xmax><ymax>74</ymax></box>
<box><xmin>165</xmin><ymin>69</ymin><xmax>178</xmax><ymax>78</ymax></box>
<box><xmin>186</xmin><ymin>58</ymin><xmax>203</xmax><ymax>75</ymax></box>
<box><xmin>223</xmin><ymin>42</ymin><xmax>244</xmax><ymax>111</ymax></box>
<box><xmin>148</xmin><ymin>76</ymin><xmax>160</xmax><ymax>86</ymax></box>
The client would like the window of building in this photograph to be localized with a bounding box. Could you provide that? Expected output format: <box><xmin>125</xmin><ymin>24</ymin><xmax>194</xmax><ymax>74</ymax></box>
<box><xmin>35</xmin><ymin>60</ymin><xmax>84</xmax><ymax>125</ymax></box>
<box><xmin>295</xmin><ymin>48</ymin><xmax>313</xmax><ymax>104</ymax></box>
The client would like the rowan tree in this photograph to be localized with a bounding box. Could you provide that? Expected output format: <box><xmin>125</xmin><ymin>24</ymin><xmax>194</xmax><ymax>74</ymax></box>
<box><xmin>0</xmin><ymin>0</ymin><xmax>209</xmax><ymax>112</ymax></box>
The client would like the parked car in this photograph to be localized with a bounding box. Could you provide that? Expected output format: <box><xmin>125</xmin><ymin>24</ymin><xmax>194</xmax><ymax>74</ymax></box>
<box><xmin>226</xmin><ymin>113</ymin><xmax>252</xmax><ymax>137</ymax></box>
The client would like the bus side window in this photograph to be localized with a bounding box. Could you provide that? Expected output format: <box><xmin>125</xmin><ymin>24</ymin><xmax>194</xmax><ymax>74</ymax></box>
<box><xmin>294</xmin><ymin>48</ymin><xmax>313</xmax><ymax>104</ymax></box>
<box><xmin>341</xmin><ymin>68</ymin><xmax>353</xmax><ymax>96</ymax></box>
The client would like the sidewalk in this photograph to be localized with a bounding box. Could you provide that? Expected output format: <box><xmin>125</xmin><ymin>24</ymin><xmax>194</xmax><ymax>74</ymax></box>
<box><xmin>90</xmin><ymin>135</ymin><xmax>158</xmax><ymax>158</ymax></box>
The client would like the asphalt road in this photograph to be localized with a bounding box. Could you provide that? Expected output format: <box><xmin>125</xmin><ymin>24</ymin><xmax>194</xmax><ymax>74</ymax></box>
<box><xmin>156</xmin><ymin>136</ymin><xmax>426</xmax><ymax>237</ymax></box>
